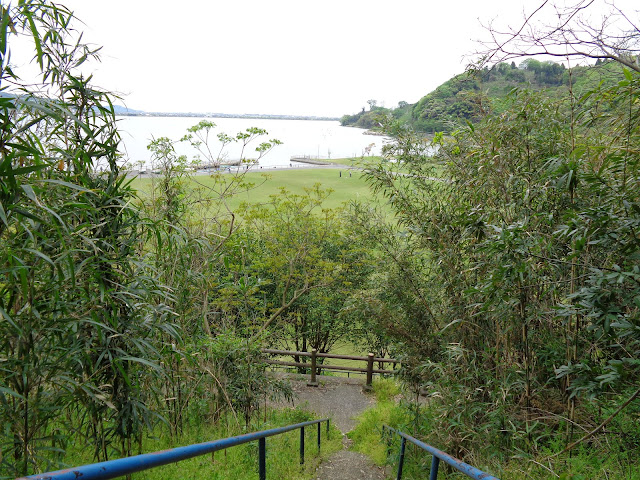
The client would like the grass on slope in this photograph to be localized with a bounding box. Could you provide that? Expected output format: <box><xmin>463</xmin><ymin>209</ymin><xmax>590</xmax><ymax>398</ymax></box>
<box><xmin>62</xmin><ymin>408</ymin><xmax>342</xmax><ymax>480</ymax></box>
<box><xmin>348</xmin><ymin>378</ymin><xmax>406</xmax><ymax>466</ymax></box>
<box><xmin>348</xmin><ymin>380</ymin><xmax>639</xmax><ymax>480</ymax></box>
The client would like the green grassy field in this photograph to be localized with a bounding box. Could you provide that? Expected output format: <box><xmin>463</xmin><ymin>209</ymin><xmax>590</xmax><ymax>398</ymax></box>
<box><xmin>131</xmin><ymin>166</ymin><xmax>381</xmax><ymax>212</ymax></box>
<box><xmin>226</xmin><ymin>168</ymin><xmax>375</xmax><ymax>209</ymax></box>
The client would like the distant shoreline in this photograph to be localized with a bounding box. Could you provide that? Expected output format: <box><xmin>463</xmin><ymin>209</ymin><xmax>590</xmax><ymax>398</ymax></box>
<box><xmin>115</xmin><ymin>111</ymin><xmax>340</xmax><ymax>122</ymax></box>
<box><xmin>129</xmin><ymin>162</ymin><xmax>354</xmax><ymax>178</ymax></box>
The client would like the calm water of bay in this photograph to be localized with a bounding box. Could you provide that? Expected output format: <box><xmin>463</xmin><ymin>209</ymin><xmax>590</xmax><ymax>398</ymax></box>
<box><xmin>116</xmin><ymin>116</ymin><xmax>388</xmax><ymax>170</ymax></box>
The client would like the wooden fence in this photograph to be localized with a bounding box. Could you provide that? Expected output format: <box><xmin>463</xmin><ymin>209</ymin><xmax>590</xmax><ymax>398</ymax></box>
<box><xmin>262</xmin><ymin>348</ymin><xmax>399</xmax><ymax>388</ymax></box>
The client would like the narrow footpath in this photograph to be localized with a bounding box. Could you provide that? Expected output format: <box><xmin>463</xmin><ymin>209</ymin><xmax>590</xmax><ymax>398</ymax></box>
<box><xmin>272</xmin><ymin>374</ymin><xmax>388</xmax><ymax>480</ymax></box>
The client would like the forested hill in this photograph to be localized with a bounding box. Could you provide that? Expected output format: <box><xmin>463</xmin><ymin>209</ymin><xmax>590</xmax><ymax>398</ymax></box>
<box><xmin>341</xmin><ymin>59</ymin><xmax>625</xmax><ymax>133</ymax></box>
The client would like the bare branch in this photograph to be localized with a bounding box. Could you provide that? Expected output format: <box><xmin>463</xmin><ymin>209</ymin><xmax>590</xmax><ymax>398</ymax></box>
<box><xmin>474</xmin><ymin>0</ymin><xmax>640</xmax><ymax>72</ymax></box>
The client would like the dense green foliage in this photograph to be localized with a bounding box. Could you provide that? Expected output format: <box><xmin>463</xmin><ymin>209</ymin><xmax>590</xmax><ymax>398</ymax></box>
<box><xmin>0</xmin><ymin>2</ymin><xmax>180</xmax><ymax>473</ymax></box>
<box><xmin>0</xmin><ymin>4</ymin><xmax>297</xmax><ymax>476</ymax></box>
<box><xmin>3</xmin><ymin>2</ymin><xmax>640</xmax><ymax>479</ymax></box>
<box><xmin>341</xmin><ymin>59</ymin><xmax>627</xmax><ymax>133</ymax></box>
<box><xmin>356</xmin><ymin>66</ymin><xmax>640</xmax><ymax>476</ymax></box>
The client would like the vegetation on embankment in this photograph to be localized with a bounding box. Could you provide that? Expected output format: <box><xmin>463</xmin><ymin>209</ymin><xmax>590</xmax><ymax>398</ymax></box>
<box><xmin>341</xmin><ymin>58</ymin><xmax>626</xmax><ymax>133</ymax></box>
<box><xmin>350</xmin><ymin>380</ymin><xmax>638</xmax><ymax>479</ymax></box>
<box><xmin>61</xmin><ymin>409</ymin><xmax>342</xmax><ymax>480</ymax></box>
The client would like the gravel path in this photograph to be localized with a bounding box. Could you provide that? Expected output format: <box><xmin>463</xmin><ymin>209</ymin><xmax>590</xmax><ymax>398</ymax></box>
<box><xmin>272</xmin><ymin>374</ymin><xmax>389</xmax><ymax>480</ymax></box>
<box><xmin>314</xmin><ymin>436</ymin><xmax>388</xmax><ymax>480</ymax></box>
<box><xmin>275</xmin><ymin>374</ymin><xmax>375</xmax><ymax>434</ymax></box>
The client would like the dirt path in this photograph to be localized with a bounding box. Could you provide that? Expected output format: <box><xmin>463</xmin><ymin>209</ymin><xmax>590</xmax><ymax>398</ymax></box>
<box><xmin>275</xmin><ymin>374</ymin><xmax>374</xmax><ymax>434</ymax></box>
<box><xmin>272</xmin><ymin>374</ymin><xmax>388</xmax><ymax>480</ymax></box>
<box><xmin>314</xmin><ymin>436</ymin><xmax>388</xmax><ymax>480</ymax></box>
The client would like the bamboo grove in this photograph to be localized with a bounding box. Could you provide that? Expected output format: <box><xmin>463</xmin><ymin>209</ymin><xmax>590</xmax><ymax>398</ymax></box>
<box><xmin>1</xmin><ymin>3</ymin><xmax>372</xmax><ymax>476</ymax></box>
<box><xmin>358</xmin><ymin>69</ymin><xmax>640</xmax><ymax>472</ymax></box>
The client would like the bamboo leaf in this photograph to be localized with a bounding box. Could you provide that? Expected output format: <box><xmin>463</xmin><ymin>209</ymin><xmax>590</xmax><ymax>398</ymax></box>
<box><xmin>24</xmin><ymin>248</ymin><xmax>55</xmax><ymax>267</ymax></box>
<box><xmin>40</xmin><ymin>179</ymin><xmax>95</xmax><ymax>194</ymax></box>
<box><xmin>0</xmin><ymin>386</ymin><xmax>24</xmax><ymax>400</ymax></box>
<box><xmin>20</xmin><ymin>183</ymin><xmax>37</xmax><ymax>201</ymax></box>
<box><xmin>0</xmin><ymin>201</ymin><xmax>8</xmax><ymax>227</ymax></box>
<box><xmin>23</xmin><ymin>8</ymin><xmax>43</xmax><ymax>69</ymax></box>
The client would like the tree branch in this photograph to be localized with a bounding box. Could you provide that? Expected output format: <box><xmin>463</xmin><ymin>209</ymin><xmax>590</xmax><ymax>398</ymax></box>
<box><xmin>550</xmin><ymin>385</ymin><xmax>640</xmax><ymax>458</ymax></box>
<box><xmin>252</xmin><ymin>281</ymin><xmax>311</xmax><ymax>339</ymax></box>
<box><xmin>475</xmin><ymin>0</ymin><xmax>640</xmax><ymax>72</ymax></box>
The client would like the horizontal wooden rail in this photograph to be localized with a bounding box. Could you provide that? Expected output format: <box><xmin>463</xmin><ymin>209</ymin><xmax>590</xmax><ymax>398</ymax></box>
<box><xmin>262</xmin><ymin>348</ymin><xmax>398</xmax><ymax>364</ymax></box>
<box><xmin>265</xmin><ymin>359</ymin><xmax>391</xmax><ymax>374</ymax></box>
<box><xmin>262</xmin><ymin>348</ymin><xmax>400</xmax><ymax>388</ymax></box>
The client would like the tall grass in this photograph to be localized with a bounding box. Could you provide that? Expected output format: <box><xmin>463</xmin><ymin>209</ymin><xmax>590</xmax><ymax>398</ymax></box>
<box><xmin>348</xmin><ymin>379</ymin><xmax>406</xmax><ymax>465</ymax></box>
<box><xmin>62</xmin><ymin>408</ymin><xmax>342</xmax><ymax>480</ymax></box>
<box><xmin>348</xmin><ymin>380</ymin><xmax>640</xmax><ymax>479</ymax></box>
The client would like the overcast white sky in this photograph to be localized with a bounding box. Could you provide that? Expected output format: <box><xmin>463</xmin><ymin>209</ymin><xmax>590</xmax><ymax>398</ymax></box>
<box><xmin>27</xmin><ymin>0</ymin><xmax>638</xmax><ymax>116</ymax></box>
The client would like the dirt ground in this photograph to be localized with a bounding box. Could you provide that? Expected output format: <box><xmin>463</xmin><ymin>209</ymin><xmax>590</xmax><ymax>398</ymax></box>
<box><xmin>271</xmin><ymin>374</ymin><xmax>389</xmax><ymax>480</ymax></box>
<box><xmin>272</xmin><ymin>374</ymin><xmax>376</xmax><ymax>434</ymax></box>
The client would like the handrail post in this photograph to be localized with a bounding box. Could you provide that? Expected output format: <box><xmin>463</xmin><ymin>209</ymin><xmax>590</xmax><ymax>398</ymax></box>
<box><xmin>307</xmin><ymin>349</ymin><xmax>318</xmax><ymax>386</ymax></box>
<box><xmin>429</xmin><ymin>456</ymin><xmax>440</xmax><ymax>480</ymax></box>
<box><xmin>365</xmin><ymin>352</ymin><xmax>374</xmax><ymax>391</ymax></box>
<box><xmin>396</xmin><ymin>437</ymin><xmax>406</xmax><ymax>480</ymax></box>
<box><xmin>258</xmin><ymin>437</ymin><xmax>266</xmax><ymax>480</ymax></box>
<box><xmin>317</xmin><ymin>422</ymin><xmax>321</xmax><ymax>452</ymax></box>
<box><xmin>300</xmin><ymin>426</ymin><xmax>305</xmax><ymax>465</ymax></box>
<box><xmin>326</xmin><ymin>419</ymin><xmax>330</xmax><ymax>439</ymax></box>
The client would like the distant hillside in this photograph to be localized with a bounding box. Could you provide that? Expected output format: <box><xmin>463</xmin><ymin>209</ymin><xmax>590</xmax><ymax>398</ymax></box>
<box><xmin>341</xmin><ymin>59</ymin><xmax>626</xmax><ymax>133</ymax></box>
<box><xmin>113</xmin><ymin>105</ymin><xmax>143</xmax><ymax>115</ymax></box>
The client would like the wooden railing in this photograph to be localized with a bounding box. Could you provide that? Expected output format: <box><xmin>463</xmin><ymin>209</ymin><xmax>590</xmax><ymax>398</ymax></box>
<box><xmin>262</xmin><ymin>348</ymin><xmax>399</xmax><ymax>388</ymax></box>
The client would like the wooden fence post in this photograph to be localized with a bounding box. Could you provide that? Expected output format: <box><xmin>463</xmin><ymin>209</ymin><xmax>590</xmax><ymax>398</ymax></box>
<box><xmin>307</xmin><ymin>349</ymin><xmax>318</xmax><ymax>387</ymax></box>
<box><xmin>365</xmin><ymin>352</ymin><xmax>374</xmax><ymax>391</ymax></box>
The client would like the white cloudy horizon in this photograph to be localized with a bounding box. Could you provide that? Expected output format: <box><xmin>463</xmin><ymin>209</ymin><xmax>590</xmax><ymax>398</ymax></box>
<box><xmin>10</xmin><ymin>0</ymin><xmax>639</xmax><ymax>117</ymax></box>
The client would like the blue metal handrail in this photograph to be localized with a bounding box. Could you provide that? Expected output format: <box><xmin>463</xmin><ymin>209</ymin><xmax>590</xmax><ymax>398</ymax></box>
<box><xmin>19</xmin><ymin>418</ymin><xmax>330</xmax><ymax>480</ymax></box>
<box><xmin>382</xmin><ymin>425</ymin><xmax>500</xmax><ymax>480</ymax></box>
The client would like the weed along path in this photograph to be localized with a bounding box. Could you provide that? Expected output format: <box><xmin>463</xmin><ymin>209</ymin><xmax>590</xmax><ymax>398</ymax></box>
<box><xmin>271</xmin><ymin>374</ymin><xmax>388</xmax><ymax>480</ymax></box>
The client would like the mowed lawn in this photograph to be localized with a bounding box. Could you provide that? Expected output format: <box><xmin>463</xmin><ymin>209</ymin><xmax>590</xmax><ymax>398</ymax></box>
<box><xmin>131</xmin><ymin>167</ymin><xmax>381</xmax><ymax>211</ymax></box>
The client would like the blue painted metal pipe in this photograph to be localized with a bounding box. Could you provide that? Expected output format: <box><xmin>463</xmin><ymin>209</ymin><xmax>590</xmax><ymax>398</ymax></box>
<box><xmin>396</xmin><ymin>437</ymin><xmax>407</xmax><ymax>480</ymax></box>
<box><xmin>429</xmin><ymin>456</ymin><xmax>440</xmax><ymax>480</ymax></box>
<box><xmin>19</xmin><ymin>419</ymin><xmax>328</xmax><ymax>480</ymax></box>
<box><xmin>384</xmin><ymin>425</ymin><xmax>500</xmax><ymax>480</ymax></box>
<box><xmin>259</xmin><ymin>437</ymin><xmax>266</xmax><ymax>480</ymax></box>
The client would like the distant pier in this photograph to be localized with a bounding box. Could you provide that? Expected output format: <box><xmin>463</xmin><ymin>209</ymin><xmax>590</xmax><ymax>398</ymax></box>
<box><xmin>290</xmin><ymin>155</ymin><xmax>330</xmax><ymax>166</ymax></box>
<box><xmin>198</xmin><ymin>159</ymin><xmax>242</xmax><ymax>170</ymax></box>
